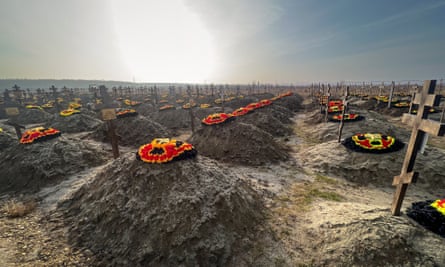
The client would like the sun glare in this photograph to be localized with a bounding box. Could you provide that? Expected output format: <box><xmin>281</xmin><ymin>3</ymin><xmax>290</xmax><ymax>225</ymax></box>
<box><xmin>110</xmin><ymin>0</ymin><xmax>217</xmax><ymax>83</ymax></box>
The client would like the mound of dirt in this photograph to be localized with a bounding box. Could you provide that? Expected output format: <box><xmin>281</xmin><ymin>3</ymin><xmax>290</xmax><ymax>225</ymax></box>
<box><xmin>300</xmin><ymin>140</ymin><xmax>445</xmax><ymax>190</ymax></box>
<box><xmin>134</xmin><ymin>103</ymin><xmax>155</xmax><ymax>117</ymax></box>
<box><xmin>60</xmin><ymin>154</ymin><xmax>264</xmax><ymax>266</ymax></box>
<box><xmin>305</xmin><ymin>201</ymin><xmax>444</xmax><ymax>266</ymax></box>
<box><xmin>152</xmin><ymin>108</ymin><xmax>200</xmax><ymax>133</ymax></box>
<box><xmin>236</xmin><ymin>110</ymin><xmax>293</xmax><ymax>137</ymax></box>
<box><xmin>0</xmin><ymin>131</ymin><xmax>16</xmax><ymax>151</ymax></box>
<box><xmin>298</xmin><ymin>110</ymin><xmax>411</xmax><ymax>143</ymax></box>
<box><xmin>10</xmin><ymin>108</ymin><xmax>53</xmax><ymax>124</ymax></box>
<box><xmin>190</xmin><ymin>121</ymin><xmax>289</xmax><ymax>165</ymax></box>
<box><xmin>273</xmin><ymin>94</ymin><xmax>303</xmax><ymax>112</ymax></box>
<box><xmin>0</xmin><ymin>136</ymin><xmax>108</xmax><ymax>194</ymax></box>
<box><xmin>46</xmin><ymin>113</ymin><xmax>103</xmax><ymax>133</ymax></box>
<box><xmin>90</xmin><ymin>115</ymin><xmax>171</xmax><ymax>148</ymax></box>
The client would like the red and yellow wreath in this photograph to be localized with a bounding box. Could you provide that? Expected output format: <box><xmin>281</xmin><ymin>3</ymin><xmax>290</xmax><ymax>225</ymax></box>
<box><xmin>159</xmin><ymin>104</ymin><xmax>175</xmax><ymax>111</ymax></box>
<box><xmin>69</xmin><ymin>102</ymin><xmax>82</xmax><ymax>109</ymax></box>
<box><xmin>202</xmin><ymin>113</ymin><xmax>235</xmax><ymax>125</ymax></box>
<box><xmin>20</xmin><ymin>127</ymin><xmax>61</xmax><ymax>144</ymax></box>
<box><xmin>393</xmin><ymin>101</ymin><xmax>410</xmax><ymax>108</ymax></box>
<box><xmin>26</xmin><ymin>105</ymin><xmax>42</xmax><ymax>110</ymax></box>
<box><xmin>200</xmin><ymin>103</ymin><xmax>211</xmax><ymax>108</ymax></box>
<box><xmin>245</xmin><ymin>102</ymin><xmax>263</xmax><ymax>110</ymax></box>
<box><xmin>327</xmin><ymin>105</ymin><xmax>344</xmax><ymax>113</ymax></box>
<box><xmin>123</xmin><ymin>99</ymin><xmax>141</xmax><ymax>106</ymax></box>
<box><xmin>116</xmin><ymin>108</ymin><xmax>138</xmax><ymax>118</ymax></box>
<box><xmin>407</xmin><ymin>198</ymin><xmax>445</xmax><ymax>237</ymax></box>
<box><xmin>136</xmin><ymin>138</ymin><xmax>197</xmax><ymax>163</ymax></box>
<box><xmin>232</xmin><ymin>107</ymin><xmax>252</xmax><ymax>117</ymax></box>
<box><xmin>329</xmin><ymin>113</ymin><xmax>363</xmax><ymax>122</ymax></box>
<box><xmin>342</xmin><ymin>133</ymin><xmax>404</xmax><ymax>153</ymax></box>
<box><xmin>260</xmin><ymin>99</ymin><xmax>272</xmax><ymax>106</ymax></box>
<box><xmin>60</xmin><ymin>108</ymin><xmax>80</xmax><ymax>117</ymax></box>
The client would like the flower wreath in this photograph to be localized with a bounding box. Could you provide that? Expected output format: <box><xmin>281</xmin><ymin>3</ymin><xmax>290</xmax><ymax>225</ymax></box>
<box><xmin>407</xmin><ymin>199</ymin><xmax>445</xmax><ymax>237</ymax></box>
<box><xmin>26</xmin><ymin>105</ymin><xmax>42</xmax><ymax>110</ymax></box>
<box><xmin>327</xmin><ymin>105</ymin><xmax>344</xmax><ymax>113</ymax></box>
<box><xmin>232</xmin><ymin>107</ymin><xmax>252</xmax><ymax>117</ymax></box>
<box><xmin>393</xmin><ymin>101</ymin><xmax>410</xmax><ymax>108</ymax></box>
<box><xmin>123</xmin><ymin>99</ymin><xmax>141</xmax><ymax>106</ymax></box>
<box><xmin>136</xmin><ymin>138</ymin><xmax>197</xmax><ymax>163</ymax></box>
<box><xmin>202</xmin><ymin>113</ymin><xmax>235</xmax><ymax>125</ymax></box>
<box><xmin>20</xmin><ymin>127</ymin><xmax>61</xmax><ymax>144</ymax></box>
<box><xmin>260</xmin><ymin>99</ymin><xmax>272</xmax><ymax>107</ymax></box>
<box><xmin>329</xmin><ymin>113</ymin><xmax>363</xmax><ymax>122</ymax></box>
<box><xmin>60</xmin><ymin>108</ymin><xmax>80</xmax><ymax>117</ymax></box>
<box><xmin>200</xmin><ymin>103</ymin><xmax>211</xmax><ymax>109</ymax></box>
<box><xmin>116</xmin><ymin>108</ymin><xmax>138</xmax><ymax>118</ymax></box>
<box><xmin>342</xmin><ymin>133</ymin><xmax>404</xmax><ymax>153</ymax></box>
<box><xmin>159</xmin><ymin>104</ymin><xmax>175</xmax><ymax>111</ymax></box>
<box><xmin>245</xmin><ymin>102</ymin><xmax>263</xmax><ymax>110</ymax></box>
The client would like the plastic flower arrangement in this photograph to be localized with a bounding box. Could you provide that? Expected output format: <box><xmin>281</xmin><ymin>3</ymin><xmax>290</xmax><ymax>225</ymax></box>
<box><xmin>327</xmin><ymin>105</ymin><xmax>344</xmax><ymax>113</ymax></box>
<box><xmin>393</xmin><ymin>101</ymin><xmax>410</xmax><ymax>108</ymax></box>
<box><xmin>342</xmin><ymin>133</ymin><xmax>404</xmax><ymax>153</ymax></box>
<box><xmin>280</xmin><ymin>91</ymin><xmax>293</xmax><ymax>97</ymax></box>
<box><xmin>407</xmin><ymin>199</ymin><xmax>445</xmax><ymax>237</ymax></box>
<box><xmin>60</xmin><ymin>108</ymin><xmax>80</xmax><ymax>117</ymax></box>
<box><xmin>329</xmin><ymin>113</ymin><xmax>363</xmax><ymax>122</ymax></box>
<box><xmin>69</xmin><ymin>102</ymin><xmax>82</xmax><ymax>109</ymax></box>
<box><xmin>123</xmin><ymin>99</ymin><xmax>141</xmax><ymax>106</ymax></box>
<box><xmin>245</xmin><ymin>102</ymin><xmax>263</xmax><ymax>110</ymax></box>
<box><xmin>328</xmin><ymin>100</ymin><xmax>343</xmax><ymax>107</ymax></box>
<box><xmin>260</xmin><ymin>99</ymin><xmax>272</xmax><ymax>106</ymax></box>
<box><xmin>202</xmin><ymin>113</ymin><xmax>235</xmax><ymax>125</ymax></box>
<box><xmin>26</xmin><ymin>105</ymin><xmax>42</xmax><ymax>110</ymax></box>
<box><xmin>136</xmin><ymin>138</ymin><xmax>197</xmax><ymax>163</ymax></box>
<box><xmin>116</xmin><ymin>108</ymin><xmax>138</xmax><ymax>118</ymax></box>
<box><xmin>232</xmin><ymin>107</ymin><xmax>252</xmax><ymax>117</ymax></box>
<box><xmin>159</xmin><ymin>104</ymin><xmax>175</xmax><ymax>111</ymax></box>
<box><xmin>41</xmin><ymin>102</ymin><xmax>54</xmax><ymax>109</ymax></box>
<box><xmin>20</xmin><ymin>127</ymin><xmax>61</xmax><ymax>144</ymax></box>
<box><xmin>182</xmin><ymin>102</ymin><xmax>197</xmax><ymax>109</ymax></box>
<box><xmin>200</xmin><ymin>103</ymin><xmax>211</xmax><ymax>108</ymax></box>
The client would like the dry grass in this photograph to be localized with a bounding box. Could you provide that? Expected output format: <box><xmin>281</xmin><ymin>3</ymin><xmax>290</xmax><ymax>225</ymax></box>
<box><xmin>2</xmin><ymin>200</ymin><xmax>37</xmax><ymax>218</ymax></box>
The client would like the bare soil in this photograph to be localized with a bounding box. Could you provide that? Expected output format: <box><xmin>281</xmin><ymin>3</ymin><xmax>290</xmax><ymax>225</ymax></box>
<box><xmin>0</xmin><ymin>93</ymin><xmax>444</xmax><ymax>266</ymax></box>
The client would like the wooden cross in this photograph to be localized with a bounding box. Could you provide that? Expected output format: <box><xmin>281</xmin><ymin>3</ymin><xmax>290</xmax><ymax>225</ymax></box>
<box><xmin>391</xmin><ymin>80</ymin><xmax>445</xmax><ymax>216</ymax></box>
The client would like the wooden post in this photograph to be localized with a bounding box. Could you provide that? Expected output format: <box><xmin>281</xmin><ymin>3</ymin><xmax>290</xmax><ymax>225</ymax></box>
<box><xmin>388</xmin><ymin>81</ymin><xmax>395</xmax><ymax>109</ymax></box>
<box><xmin>107</xmin><ymin>120</ymin><xmax>120</xmax><ymax>159</ymax></box>
<box><xmin>337</xmin><ymin>86</ymin><xmax>349</xmax><ymax>143</ymax></box>
<box><xmin>391</xmin><ymin>80</ymin><xmax>445</xmax><ymax>215</ymax></box>
<box><xmin>100</xmin><ymin>86</ymin><xmax>120</xmax><ymax>159</ymax></box>
<box><xmin>325</xmin><ymin>84</ymin><xmax>331</xmax><ymax>123</ymax></box>
<box><xmin>186</xmin><ymin>86</ymin><xmax>195</xmax><ymax>134</ymax></box>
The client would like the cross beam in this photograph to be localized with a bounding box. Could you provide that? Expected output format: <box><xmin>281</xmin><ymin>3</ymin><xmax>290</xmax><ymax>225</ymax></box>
<box><xmin>391</xmin><ymin>80</ymin><xmax>445</xmax><ymax>215</ymax></box>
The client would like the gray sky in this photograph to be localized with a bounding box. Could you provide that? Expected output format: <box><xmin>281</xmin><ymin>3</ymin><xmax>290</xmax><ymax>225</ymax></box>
<box><xmin>1</xmin><ymin>0</ymin><xmax>444</xmax><ymax>84</ymax></box>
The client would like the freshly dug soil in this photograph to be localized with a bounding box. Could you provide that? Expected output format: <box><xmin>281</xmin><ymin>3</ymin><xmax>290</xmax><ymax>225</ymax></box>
<box><xmin>60</xmin><ymin>154</ymin><xmax>265</xmax><ymax>267</ymax></box>
<box><xmin>46</xmin><ymin>113</ymin><xmax>103</xmax><ymax>133</ymax></box>
<box><xmin>190</xmin><ymin>121</ymin><xmax>289</xmax><ymax>165</ymax></box>
<box><xmin>235</xmin><ymin>110</ymin><xmax>293</xmax><ymax>137</ymax></box>
<box><xmin>0</xmin><ymin>136</ymin><xmax>108</xmax><ymax>194</ymax></box>
<box><xmin>9</xmin><ymin>108</ymin><xmax>53</xmax><ymax>125</ymax></box>
<box><xmin>152</xmin><ymin>108</ymin><xmax>200</xmax><ymax>133</ymax></box>
<box><xmin>90</xmin><ymin>115</ymin><xmax>171</xmax><ymax>148</ymax></box>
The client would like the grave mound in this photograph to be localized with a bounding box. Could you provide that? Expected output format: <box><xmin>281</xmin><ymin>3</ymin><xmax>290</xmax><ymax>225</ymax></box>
<box><xmin>60</xmin><ymin>154</ymin><xmax>264</xmax><ymax>266</ymax></box>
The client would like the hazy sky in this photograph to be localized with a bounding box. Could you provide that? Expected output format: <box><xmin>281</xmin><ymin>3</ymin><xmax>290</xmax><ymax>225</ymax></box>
<box><xmin>1</xmin><ymin>0</ymin><xmax>444</xmax><ymax>84</ymax></box>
